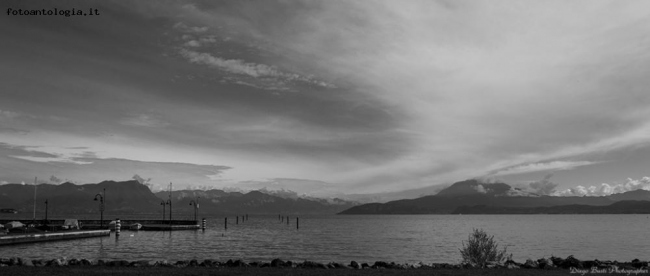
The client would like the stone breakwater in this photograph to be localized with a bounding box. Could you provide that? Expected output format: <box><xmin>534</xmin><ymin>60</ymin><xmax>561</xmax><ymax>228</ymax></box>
<box><xmin>0</xmin><ymin>256</ymin><xmax>648</xmax><ymax>271</ymax></box>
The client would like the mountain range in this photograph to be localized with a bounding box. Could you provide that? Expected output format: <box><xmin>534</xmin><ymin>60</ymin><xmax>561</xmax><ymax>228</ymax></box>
<box><xmin>339</xmin><ymin>179</ymin><xmax>650</xmax><ymax>214</ymax></box>
<box><xmin>0</xmin><ymin>180</ymin><xmax>357</xmax><ymax>216</ymax></box>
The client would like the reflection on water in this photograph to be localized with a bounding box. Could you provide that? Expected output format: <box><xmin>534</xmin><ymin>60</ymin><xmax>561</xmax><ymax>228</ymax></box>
<box><xmin>1</xmin><ymin>215</ymin><xmax>649</xmax><ymax>263</ymax></box>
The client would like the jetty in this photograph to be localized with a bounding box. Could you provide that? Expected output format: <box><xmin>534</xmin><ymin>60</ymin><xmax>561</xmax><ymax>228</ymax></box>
<box><xmin>0</xmin><ymin>229</ymin><xmax>110</xmax><ymax>246</ymax></box>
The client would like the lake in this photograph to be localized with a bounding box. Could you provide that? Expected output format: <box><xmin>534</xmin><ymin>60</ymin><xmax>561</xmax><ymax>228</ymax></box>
<box><xmin>1</xmin><ymin>214</ymin><xmax>649</xmax><ymax>264</ymax></box>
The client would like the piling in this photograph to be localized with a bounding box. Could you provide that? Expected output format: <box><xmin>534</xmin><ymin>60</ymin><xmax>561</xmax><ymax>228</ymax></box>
<box><xmin>278</xmin><ymin>214</ymin><xmax>281</xmax><ymax>221</ymax></box>
<box><xmin>116</xmin><ymin>218</ymin><xmax>121</xmax><ymax>237</ymax></box>
<box><xmin>297</xmin><ymin>217</ymin><xmax>299</xmax><ymax>230</ymax></box>
<box><xmin>246</xmin><ymin>214</ymin><xmax>248</xmax><ymax>221</ymax></box>
<box><xmin>281</xmin><ymin>216</ymin><xmax>284</xmax><ymax>223</ymax></box>
<box><xmin>201</xmin><ymin>218</ymin><xmax>206</xmax><ymax>230</ymax></box>
<box><xmin>236</xmin><ymin>216</ymin><xmax>239</xmax><ymax>225</ymax></box>
<box><xmin>286</xmin><ymin>216</ymin><xmax>289</xmax><ymax>225</ymax></box>
<box><xmin>224</xmin><ymin>217</ymin><xmax>227</xmax><ymax>230</ymax></box>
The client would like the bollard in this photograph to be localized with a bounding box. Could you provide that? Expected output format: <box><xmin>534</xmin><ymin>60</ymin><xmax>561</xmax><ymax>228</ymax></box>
<box><xmin>236</xmin><ymin>216</ymin><xmax>239</xmax><ymax>225</ymax></box>
<box><xmin>286</xmin><ymin>216</ymin><xmax>289</xmax><ymax>225</ymax></box>
<box><xmin>116</xmin><ymin>218</ymin><xmax>121</xmax><ymax>236</ymax></box>
<box><xmin>297</xmin><ymin>217</ymin><xmax>299</xmax><ymax>230</ymax></box>
<box><xmin>224</xmin><ymin>217</ymin><xmax>227</xmax><ymax>230</ymax></box>
<box><xmin>202</xmin><ymin>218</ymin><xmax>206</xmax><ymax>230</ymax></box>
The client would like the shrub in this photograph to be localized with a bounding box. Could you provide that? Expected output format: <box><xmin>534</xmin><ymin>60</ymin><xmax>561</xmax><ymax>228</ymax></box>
<box><xmin>459</xmin><ymin>228</ymin><xmax>511</xmax><ymax>267</ymax></box>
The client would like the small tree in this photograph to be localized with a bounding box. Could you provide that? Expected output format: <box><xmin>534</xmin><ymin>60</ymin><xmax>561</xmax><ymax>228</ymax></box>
<box><xmin>459</xmin><ymin>228</ymin><xmax>511</xmax><ymax>267</ymax></box>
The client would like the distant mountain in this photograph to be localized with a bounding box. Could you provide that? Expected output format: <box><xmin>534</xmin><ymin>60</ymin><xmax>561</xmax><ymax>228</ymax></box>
<box><xmin>154</xmin><ymin>189</ymin><xmax>357</xmax><ymax>215</ymax></box>
<box><xmin>339</xmin><ymin>183</ymin><xmax>449</xmax><ymax>203</ymax></box>
<box><xmin>339</xmin><ymin>179</ymin><xmax>650</xmax><ymax>214</ymax></box>
<box><xmin>0</xmin><ymin>180</ymin><xmax>357</xmax><ymax>216</ymax></box>
<box><xmin>452</xmin><ymin>200</ymin><xmax>650</xmax><ymax>214</ymax></box>
<box><xmin>0</xmin><ymin>180</ymin><xmax>162</xmax><ymax>214</ymax></box>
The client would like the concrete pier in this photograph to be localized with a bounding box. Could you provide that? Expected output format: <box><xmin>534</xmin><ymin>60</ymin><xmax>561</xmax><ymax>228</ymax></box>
<box><xmin>0</xmin><ymin>230</ymin><xmax>110</xmax><ymax>246</ymax></box>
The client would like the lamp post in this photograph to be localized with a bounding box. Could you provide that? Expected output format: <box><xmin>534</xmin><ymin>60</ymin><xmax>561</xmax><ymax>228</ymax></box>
<box><xmin>168</xmin><ymin>182</ymin><xmax>172</xmax><ymax>226</ymax></box>
<box><xmin>189</xmin><ymin>197</ymin><xmax>199</xmax><ymax>223</ymax></box>
<box><xmin>160</xmin><ymin>200</ymin><xmax>166</xmax><ymax>222</ymax></box>
<box><xmin>94</xmin><ymin>188</ymin><xmax>105</xmax><ymax>228</ymax></box>
<box><xmin>44</xmin><ymin>199</ymin><xmax>48</xmax><ymax>225</ymax></box>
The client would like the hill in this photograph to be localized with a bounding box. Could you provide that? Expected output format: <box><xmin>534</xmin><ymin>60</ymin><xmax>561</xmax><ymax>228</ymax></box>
<box><xmin>154</xmin><ymin>189</ymin><xmax>357</xmax><ymax>215</ymax></box>
<box><xmin>0</xmin><ymin>180</ymin><xmax>357</xmax><ymax>216</ymax></box>
<box><xmin>339</xmin><ymin>179</ymin><xmax>650</xmax><ymax>214</ymax></box>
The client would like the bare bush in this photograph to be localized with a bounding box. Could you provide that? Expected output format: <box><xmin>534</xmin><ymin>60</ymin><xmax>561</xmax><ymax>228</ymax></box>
<box><xmin>459</xmin><ymin>228</ymin><xmax>511</xmax><ymax>267</ymax></box>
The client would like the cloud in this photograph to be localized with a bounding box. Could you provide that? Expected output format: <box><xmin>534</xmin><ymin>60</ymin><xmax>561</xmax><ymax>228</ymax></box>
<box><xmin>474</xmin><ymin>184</ymin><xmax>487</xmax><ymax>194</ymax></box>
<box><xmin>184</xmin><ymin>40</ymin><xmax>201</xmax><ymax>47</ymax></box>
<box><xmin>528</xmin><ymin>174</ymin><xmax>559</xmax><ymax>195</ymax></box>
<box><xmin>180</xmin><ymin>49</ymin><xmax>285</xmax><ymax>78</ymax></box>
<box><xmin>0</xmin><ymin>109</ymin><xmax>20</xmax><ymax>119</ymax></box>
<box><xmin>11</xmin><ymin>155</ymin><xmax>93</xmax><ymax>165</ymax></box>
<box><xmin>553</xmin><ymin>177</ymin><xmax>650</xmax><ymax>197</ymax></box>
<box><xmin>121</xmin><ymin>114</ymin><xmax>169</xmax><ymax>128</ymax></box>
<box><xmin>490</xmin><ymin>161</ymin><xmax>597</xmax><ymax>176</ymax></box>
<box><xmin>132</xmin><ymin>174</ymin><xmax>151</xmax><ymax>184</ymax></box>
<box><xmin>49</xmin><ymin>175</ymin><xmax>63</xmax><ymax>184</ymax></box>
<box><xmin>173</xmin><ymin>22</ymin><xmax>208</xmax><ymax>33</ymax></box>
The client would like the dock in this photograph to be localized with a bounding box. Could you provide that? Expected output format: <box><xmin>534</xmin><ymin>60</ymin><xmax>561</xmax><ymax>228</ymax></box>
<box><xmin>141</xmin><ymin>224</ymin><xmax>200</xmax><ymax>231</ymax></box>
<box><xmin>0</xmin><ymin>230</ymin><xmax>110</xmax><ymax>246</ymax></box>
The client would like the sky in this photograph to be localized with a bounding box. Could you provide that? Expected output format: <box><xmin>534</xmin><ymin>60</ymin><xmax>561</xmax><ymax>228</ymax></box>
<box><xmin>2</xmin><ymin>0</ymin><xmax>650</xmax><ymax>197</ymax></box>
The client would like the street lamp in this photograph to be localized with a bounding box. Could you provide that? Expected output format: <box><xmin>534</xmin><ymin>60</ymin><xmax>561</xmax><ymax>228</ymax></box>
<box><xmin>94</xmin><ymin>188</ymin><xmax>105</xmax><ymax>228</ymax></box>
<box><xmin>44</xmin><ymin>199</ymin><xmax>48</xmax><ymax>226</ymax></box>
<box><xmin>189</xmin><ymin>197</ymin><xmax>199</xmax><ymax>223</ymax></box>
<box><xmin>160</xmin><ymin>200</ymin><xmax>166</xmax><ymax>222</ymax></box>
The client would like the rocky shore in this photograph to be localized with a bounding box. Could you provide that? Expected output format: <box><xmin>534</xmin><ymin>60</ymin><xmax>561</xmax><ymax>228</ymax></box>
<box><xmin>0</xmin><ymin>255</ymin><xmax>648</xmax><ymax>272</ymax></box>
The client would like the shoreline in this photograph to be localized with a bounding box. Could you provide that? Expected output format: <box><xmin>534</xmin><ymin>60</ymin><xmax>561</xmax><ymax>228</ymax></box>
<box><xmin>1</xmin><ymin>256</ymin><xmax>648</xmax><ymax>271</ymax></box>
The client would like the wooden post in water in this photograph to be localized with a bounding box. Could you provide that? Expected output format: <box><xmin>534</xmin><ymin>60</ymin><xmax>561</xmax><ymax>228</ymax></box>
<box><xmin>286</xmin><ymin>216</ymin><xmax>289</xmax><ymax>225</ymax></box>
<box><xmin>246</xmin><ymin>214</ymin><xmax>248</xmax><ymax>221</ymax></box>
<box><xmin>224</xmin><ymin>217</ymin><xmax>227</xmax><ymax>230</ymax></box>
<box><xmin>296</xmin><ymin>217</ymin><xmax>299</xmax><ymax>230</ymax></box>
<box><xmin>281</xmin><ymin>216</ymin><xmax>284</xmax><ymax>223</ymax></box>
<box><xmin>236</xmin><ymin>216</ymin><xmax>239</xmax><ymax>224</ymax></box>
<box><xmin>278</xmin><ymin>214</ymin><xmax>281</xmax><ymax>221</ymax></box>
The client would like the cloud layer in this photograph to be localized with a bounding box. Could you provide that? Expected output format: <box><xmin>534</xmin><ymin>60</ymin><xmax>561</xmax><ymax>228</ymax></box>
<box><xmin>2</xmin><ymin>1</ymin><xmax>650</xmax><ymax>194</ymax></box>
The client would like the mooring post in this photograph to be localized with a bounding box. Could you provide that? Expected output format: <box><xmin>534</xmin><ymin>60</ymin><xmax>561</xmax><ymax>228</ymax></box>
<box><xmin>297</xmin><ymin>217</ymin><xmax>299</xmax><ymax>230</ymax></box>
<box><xmin>286</xmin><ymin>216</ymin><xmax>289</xmax><ymax>225</ymax></box>
<box><xmin>281</xmin><ymin>215</ymin><xmax>284</xmax><ymax>223</ymax></box>
<box><xmin>236</xmin><ymin>216</ymin><xmax>239</xmax><ymax>224</ymax></box>
<box><xmin>224</xmin><ymin>217</ymin><xmax>227</xmax><ymax>230</ymax></box>
<box><xmin>201</xmin><ymin>218</ymin><xmax>206</xmax><ymax>230</ymax></box>
<box><xmin>116</xmin><ymin>218</ymin><xmax>121</xmax><ymax>237</ymax></box>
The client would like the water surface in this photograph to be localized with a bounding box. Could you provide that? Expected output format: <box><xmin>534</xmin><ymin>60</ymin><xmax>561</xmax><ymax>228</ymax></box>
<box><xmin>1</xmin><ymin>214</ymin><xmax>648</xmax><ymax>263</ymax></box>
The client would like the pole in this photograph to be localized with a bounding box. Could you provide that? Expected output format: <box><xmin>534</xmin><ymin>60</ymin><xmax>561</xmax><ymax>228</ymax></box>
<box><xmin>101</xmin><ymin>188</ymin><xmax>105</xmax><ymax>228</ymax></box>
<box><xmin>297</xmin><ymin>217</ymin><xmax>299</xmax><ymax>230</ymax></box>
<box><xmin>161</xmin><ymin>200</ymin><xmax>166</xmax><ymax>222</ymax></box>
<box><xmin>44</xmin><ymin>200</ymin><xmax>48</xmax><ymax>224</ymax></box>
<box><xmin>169</xmin><ymin>182</ymin><xmax>172</xmax><ymax>225</ymax></box>
<box><xmin>33</xmin><ymin>177</ymin><xmax>37</xmax><ymax>223</ymax></box>
<box><xmin>224</xmin><ymin>217</ymin><xmax>227</xmax><ymax>230</ymax></box>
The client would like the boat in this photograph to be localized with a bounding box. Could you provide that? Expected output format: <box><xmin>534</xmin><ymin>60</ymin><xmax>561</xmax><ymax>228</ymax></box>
<box><xmin>129</xmin><ymin>223</ymin><xmax>142</xmax><ymax>230</ymax></box>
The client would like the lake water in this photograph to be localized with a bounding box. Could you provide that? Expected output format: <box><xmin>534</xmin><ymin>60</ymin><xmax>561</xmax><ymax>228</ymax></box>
<box><xmin>1</xmin><ymin>214</ymin><xmax>649</xmax><ymax>264</ymax></box>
